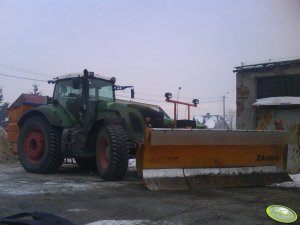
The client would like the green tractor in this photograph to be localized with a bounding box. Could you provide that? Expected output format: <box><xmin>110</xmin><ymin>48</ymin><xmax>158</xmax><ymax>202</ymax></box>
<box><xmin>17</xmin><ymin>69</ymin><xmax>173</xmax><ymax>180</ymax></box>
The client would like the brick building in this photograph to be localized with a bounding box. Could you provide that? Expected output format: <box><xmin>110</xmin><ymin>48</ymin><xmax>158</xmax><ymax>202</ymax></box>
<box><xmin>234</xmin><ymin>59</ymin><xmax>300</xmax><ymax>173</ymax></box>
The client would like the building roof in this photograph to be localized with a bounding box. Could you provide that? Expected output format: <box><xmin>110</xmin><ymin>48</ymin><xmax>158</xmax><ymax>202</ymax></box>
<box><xmin>233</xmin><ymin>58</ymin><xmax>300</xmax><ymax>73</ymax></box>
<box><xmin>253</xmin><ymin>97</ymin><xmax>300</xmax><ymax>107</ymax></box>
<box><xmin>8</xmin><ymin>94</ymin><xmax>47</xmax><ymax>109</ymax></box>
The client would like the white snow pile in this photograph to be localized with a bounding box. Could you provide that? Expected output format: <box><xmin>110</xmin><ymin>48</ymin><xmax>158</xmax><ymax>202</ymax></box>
<box><xmin>88</xmin><ymin>220</ymin><xmax>151</xmax><ymax>225</ymax></box>
<box><xmin>128</xmin><ymin>159</ymin><xmax>136</xmax><ymax>172</ymax></box>
<box><xmin>87</xmin><ymin>220</ymin><xmax>177</xmax><ymax>225</ymax></box>
<box><xmin>0</xmin><ymin>127</ymin><xmax>18</xmax><ymax>162</ymax></box>
<box><xmin>272</xmin><ymin>174</ymin><xmax>300</xmax><ymax>188</ymax></box>
<box><xmin>253</xmin><ymin>97</ymin><xmax>300</xmax><ymax>106</ymax></box>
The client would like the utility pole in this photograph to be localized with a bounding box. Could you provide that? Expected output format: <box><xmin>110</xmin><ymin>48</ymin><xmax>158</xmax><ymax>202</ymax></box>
<box><xmin>223</xmin><ymin>92</ymin><xmax>229</xmax><ymax>129</ymax></box>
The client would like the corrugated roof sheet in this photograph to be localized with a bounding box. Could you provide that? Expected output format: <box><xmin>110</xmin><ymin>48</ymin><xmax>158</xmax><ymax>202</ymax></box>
<box><xmin>234</xmin><ymin>59</ymin><xmax>300</xmax><ymax>73</ymax></box>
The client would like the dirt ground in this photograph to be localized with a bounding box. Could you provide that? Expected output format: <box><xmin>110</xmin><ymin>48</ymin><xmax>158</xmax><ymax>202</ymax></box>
<box><xmin>0</xmin><ymin>160</ymin><xmax>299</xmax><ymax>225</ymax></box>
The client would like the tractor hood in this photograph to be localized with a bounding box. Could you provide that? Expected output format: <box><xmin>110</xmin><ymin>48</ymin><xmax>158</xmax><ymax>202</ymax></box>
<box><xmin>115</xmin><ymin>99</ymin><xmax>172</xmax><ymax>127</ymax></box>
<box><xmin>94</xmin><ymin>99</ymin><xmax>169</xmax><ymax>144</ymax></box>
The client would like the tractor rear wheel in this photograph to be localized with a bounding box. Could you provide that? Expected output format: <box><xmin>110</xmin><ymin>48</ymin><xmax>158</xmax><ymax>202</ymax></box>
<box><xmin>18</xmin><ymin>115</ymin><xmax>63</xmax><ymax>173</ymax></box>
<box><xmin>96</xmin><ymin>125</ymin><xmax>129</xmax><ymax>181</ymax></box>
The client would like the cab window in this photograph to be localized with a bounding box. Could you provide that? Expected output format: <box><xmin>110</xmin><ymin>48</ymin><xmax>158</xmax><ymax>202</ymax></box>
<box><xmin>53</xmin><ymin>79</ymin><xmax>82</xmax><ymax>109</ymax></box>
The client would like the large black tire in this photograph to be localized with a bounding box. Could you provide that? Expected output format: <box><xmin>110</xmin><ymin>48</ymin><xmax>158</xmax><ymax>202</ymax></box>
<box><xmin>18</xmin><ymin>115</ymin><xmax>63</xmax><ymax>173</ymax></box>
<box><xmin>96</xmin><ymin>125</ymin><xmax>129</xmax><ymax>181</ymax></box>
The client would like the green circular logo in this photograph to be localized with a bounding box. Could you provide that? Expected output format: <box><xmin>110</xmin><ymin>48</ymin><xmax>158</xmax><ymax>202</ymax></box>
<box><xmin>266</xmin><ymin>205</ymin><xmax>298</xmax><ymax>223</ymax></box>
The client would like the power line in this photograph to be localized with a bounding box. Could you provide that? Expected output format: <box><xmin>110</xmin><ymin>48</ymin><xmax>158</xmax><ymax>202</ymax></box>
<box><xmin>0</xmin><ymin>64</ymin><xmax>225</xmax><ymax>100</ymax></box>
<box><xmin>136</xmin><ymin>91</ymin><xmax>222</xmax><ymax>100</ymax></box>
<box><xmin>0</xmin><ymin>63</ymin><xmax>52</xmax><ymax>78</ymax></box>
<box><xmin>116</xmin><ymin>94</ymin><xmax>223</xmax><ymax>104</ymax></box>
<box><xmin>180</xmin><ymin>96</ymin><xmax>222</xmax><ymax>100</ymax></box>
<box><xmin>198</xmin><ymin>99</ymin><xmax>223</xmax><ymax>103</ymax></box>
<box><xmin>116</xmin><ymin>94</ymin><xmax>165</xmax><ymax>103</ymax></box>
<box><xmin>0</xmin><ymin>73</ymin><xmax>48</xmax><ymax>82</ymax></box>
<box><xmin>0</xmin><ymin>72</ymin><xmax>228</xmax><ymax>104</ymax></box>
<box><xmin>135</xmin><ymin>92</ymin><xmax>163</xmax><ymax>98</ymax></box>
<box><xmin>134</xmin><ymin>97</ymin><xmax>165</xmax><ymax>103</ymax></box>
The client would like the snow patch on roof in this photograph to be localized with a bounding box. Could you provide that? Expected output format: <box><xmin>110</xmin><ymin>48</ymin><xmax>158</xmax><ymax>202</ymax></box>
<box><xmin>234</xmin><ymin>58</ymin><xmax>300</xmax><ymax>72</ymax></box>
<box><xmin>253</xmin><ymin>97</ymin><xmax>300</xmax><ymax>106</ymax></box>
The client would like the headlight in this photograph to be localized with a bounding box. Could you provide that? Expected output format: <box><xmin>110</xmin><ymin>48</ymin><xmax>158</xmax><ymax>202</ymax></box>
<box><xmin>193</xmin><ymin>99</ymin><xmax>199</xmax><ymax>106</ymax></box>
<box><xmin>165</xmin><ymin>92</ymin><xmax>172</xmax><ymax>100</ymax></box>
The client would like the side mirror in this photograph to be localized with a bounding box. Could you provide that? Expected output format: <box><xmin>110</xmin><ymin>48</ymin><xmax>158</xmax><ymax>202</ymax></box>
<box><xmin>131</xmin><ymin>88</ymin><xmax>135</xmax><ymax>99</ymax></box>
<box><xmin>73</xmin><ymin>78</ymin><xmax>80</xmax><ymax>89</ymax></box>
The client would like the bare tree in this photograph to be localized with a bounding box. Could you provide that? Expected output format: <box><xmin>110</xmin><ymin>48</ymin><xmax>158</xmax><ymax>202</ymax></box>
<box><xmin>225</xmin><ymin>109</ymin><xmax>236</xmax><ymax>129</ymax></box>
<box><xmin>0</xmin><ymin>87</ymin><xmax>9</xmax><ymax>129</ymax></box>
<box><xmin>0</xmin><ymin>87</ymin><xmax>3</xmax><ymax>104</ymax></box>
<box><xmin>30</xmin><ymin>83</ymin><xmax>42</xmax><ymax>95</ymax></box>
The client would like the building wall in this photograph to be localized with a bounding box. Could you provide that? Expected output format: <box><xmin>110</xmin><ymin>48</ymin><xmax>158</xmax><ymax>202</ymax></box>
<box><xmin>236</xmin><ymin>62</ymin><xmax>300</xmax><ymax>173</ymax></box>
<box><xmin>236</xmin><ymin>65</ymin><xmax>300</xmax><ymax>129</ymax></box>
<box><xmin>257</xmin><ymin>108</ymin><xmax>300</xmax><ymax>173</ymax></box>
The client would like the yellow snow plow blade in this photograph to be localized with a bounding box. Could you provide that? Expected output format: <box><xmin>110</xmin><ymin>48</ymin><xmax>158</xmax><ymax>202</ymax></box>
<box><xmin>136</xmin><ymin>128</ymin><xmax>291</xmax><ymax>190</ymax></box>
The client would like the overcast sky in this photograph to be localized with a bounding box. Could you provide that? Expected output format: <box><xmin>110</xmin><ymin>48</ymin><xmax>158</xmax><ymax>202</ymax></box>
<box><xmin>0</xmin><ymin>0</ymin><xmax>300</xmax><ymax>118</ymax></box>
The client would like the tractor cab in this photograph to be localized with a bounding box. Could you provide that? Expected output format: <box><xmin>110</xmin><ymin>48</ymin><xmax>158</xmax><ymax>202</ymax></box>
<box><xmin>50</xmin><ymin>73</ymin><xmax>115</xmax><ymax>122</ymax></box>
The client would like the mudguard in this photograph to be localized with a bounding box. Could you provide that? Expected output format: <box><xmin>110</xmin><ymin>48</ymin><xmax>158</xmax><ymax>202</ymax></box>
<box><xmin>18</xmin><ymin>106</ymin><xmax>72</xmax><ymax>128</ymax></box>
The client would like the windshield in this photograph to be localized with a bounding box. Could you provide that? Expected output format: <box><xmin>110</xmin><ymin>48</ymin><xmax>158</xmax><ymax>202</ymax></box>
<box><xmin>53</xmin><ymin>79</ymin><xmax>82</xmax><ymax>102</ymax></box>
<box><xmin>89</xmin><ymin>78</ymin><xmax>114</xmax><ymax>102</ymax></box>
<box><xmin>53</xmin><ymin>78</ymin><xmax>114</xmax><ymax>104</ymax></box>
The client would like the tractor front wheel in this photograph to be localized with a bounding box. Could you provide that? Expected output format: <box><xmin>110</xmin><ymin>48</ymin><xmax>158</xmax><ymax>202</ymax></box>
<box><xmin>96</xmin><ymin>125</ymin><xmax>129</xmax><ymax>181</ymax></box>
<box><xmin>18</xmin><ymin>115</ymin><xmax>63</xmax><ymax>173</ymax></box>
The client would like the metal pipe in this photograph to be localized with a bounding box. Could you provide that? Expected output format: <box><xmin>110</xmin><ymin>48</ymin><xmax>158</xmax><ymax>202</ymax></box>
<box><xmin>177</xmin><ymin>87</ymin><xmax>181</xmax><ymax>120</ymax></box>
<box><xmin>82</xmin><ymin>69</ymin><xmax>90</xmax><ymax>130</ymax></box>
<box><xmin>166</xmin><ymin>99</ymin><xmax>196</xmax><ymax>128</ymax></box>
<box><xmin>174</xmin><ymin>102</ymin><xmax>177</xmax><ymax>128</ymax></box>
<box><xmin>222</xmin><ymin>92</ymin><xmax>229</xmax><ymax>129</ymax></box>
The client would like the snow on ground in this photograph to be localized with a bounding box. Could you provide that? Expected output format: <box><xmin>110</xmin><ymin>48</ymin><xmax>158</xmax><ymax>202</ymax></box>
<box><xmin>88</xmin><ymin>220</ymin><xmax>151</xmax><ymax>225</ymax></box>
<box><xmin>0</xmin><ymin>178</ymin><xmax>100</xmax><ymax>196</ymax></box>
<box><xmin>0</xmin><ymin>164</ymin><xmax>128</xmax><ymax>196</ymax></box>
<box><xmin>1</xmin><ymin>161</ymin><xmax>299</xmax><ymax>196</ymax></box>
<box><xmin>87</xmin><ymin>220</ymin><xmax>177</xmax><ymax>225</ymax></box>
<box><xmin>67</xmin><ymin>208</ymin><xmax>88</xmax><ymax>212</ymax></box>
<box><xmin>271</xmin><ymin>174</ymin><xmax>300</xmax><ymax>188</ymax></box>
<box><xmin>128</xmin><ymin>159</ymin><xmax>136</xmax><ymax>172</ymax></box>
